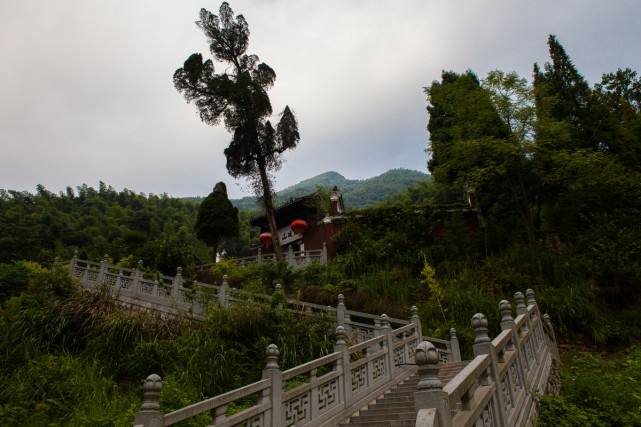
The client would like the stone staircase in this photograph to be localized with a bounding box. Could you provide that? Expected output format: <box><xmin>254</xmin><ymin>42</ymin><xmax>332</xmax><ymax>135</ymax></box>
<box><xmin>340</xmin><ymin>361</ymin><xmax>470</xmax><ymax>427</ymax></box>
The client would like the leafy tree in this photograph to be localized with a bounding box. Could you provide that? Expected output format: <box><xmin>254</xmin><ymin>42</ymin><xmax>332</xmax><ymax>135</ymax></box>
<box><xmin>533</xmin><ymin>35</ymin><xmax>599</xmax><ymax>152</ymax></box>
<box><xmin>425</xmin><ymin>70</ymin><xmax>541</xmax><ymax>244</ymax></box>
<box><xmin>194</xmin><ymin>182</ymin><xmax>239</xmax><ymax>262</ymax></box>
<box><xmin>174</xmin><ymin>2</ymin><xmax>300</xmax><ymax>261</ymax></box>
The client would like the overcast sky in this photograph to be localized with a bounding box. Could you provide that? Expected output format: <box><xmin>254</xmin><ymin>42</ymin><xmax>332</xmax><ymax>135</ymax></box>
<box><xmin>1</xmin><ymin>1</ymin><xmax>640</xmax><ymax>199</ymax></box>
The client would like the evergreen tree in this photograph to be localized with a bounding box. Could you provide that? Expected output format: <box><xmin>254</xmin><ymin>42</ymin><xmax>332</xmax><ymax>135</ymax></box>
<box><xmin>194</xmin><ymin>182</ymin><xmax>239</xmax><ymax>262</ymax></box>
<box><xmin>173</xmin><ymin>2</ymin><xmax>300</xmax><ymax>261</ymax></box>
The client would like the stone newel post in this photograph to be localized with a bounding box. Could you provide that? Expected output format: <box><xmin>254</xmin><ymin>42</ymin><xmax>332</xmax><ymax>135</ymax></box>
<box><xmin>68</xmin><ymin>249</ymin><xmax>79</xmax><ymax>275</ymax></box>
<box><xmin>261</xmin><ymin>344</ymin><xmax>283</xmax><ymax>427</ymax></box>
<box><xmin>98</xmin><ymin>254</ymin><xmax>109</xmax><ymax>283</ymax></box>
<box><xmin>133</xmin><ymin>374</ymin><xmax>164</xmax><ymax>427</ymax></box>
<box><xmin>336</xmin><ymin>294</ymin><xmax>349</xmax><ymax>332</ymax></box>
<box><xmin>414</xmin><ymin>341</ymin><xmax>451</xmax><ymax>427</ymax></box>
<box><xmin>472</xmin><ymin>313</ymin><xmax>507</xmax><ymax>427</ymax></box>
<box><xmin>334</xmin><ymin>326</ymin><xmax>352</xmax><ymax>407</ymax></box>
<box><xmin>411</xmin><ymin>305</ymin><xmax>423</xmax><ymax>339</ymax></box>
<box><xmin>449</xmin><ymin>328</ymin><xmax>461</xmax><ymax>362</ymax></box>
<box><xmin>219</xmin><ymin>275</ymin><xmax>229</xmax><ymax>308</ymax></box>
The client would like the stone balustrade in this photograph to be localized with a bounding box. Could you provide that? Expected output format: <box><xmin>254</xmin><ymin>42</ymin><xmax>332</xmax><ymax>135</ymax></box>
<box><xmin>134</xmin><ymin>312</ymin><xmax>424</xmax><ymax>427</ymax></box>
<box><xmin>198</xmin><ymin>243</ymin><xmax>329</xmax><ymax>271</ymax></box>
<box><xmin>414</xmin><ymin>289</ymin><xmax>559</xmax><ymax>427</ymax></box>
<box><xmin>66</xmin><ymin>253</ymin><xmax>460</xmax><ymax>362</ymax></box>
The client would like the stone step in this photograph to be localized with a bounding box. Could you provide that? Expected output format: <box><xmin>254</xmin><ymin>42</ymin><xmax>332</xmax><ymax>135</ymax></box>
<box><xmin>342</xmin><ymin>361</ymin><xmax>470</xmax><ymax>425</ymax></box>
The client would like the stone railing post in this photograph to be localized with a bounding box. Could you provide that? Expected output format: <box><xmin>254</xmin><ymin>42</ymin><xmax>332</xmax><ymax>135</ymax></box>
<box><xmin>514</xmin><ymin>292</ymin><xmax>529</xmax><ymax>330</ymax></box>
<box><xmin>334</xmin><ymin>326</ymin><xmax>352</xmax><ymax>408</ymax></box>
<box><xmin>98</xmin><ymin>254</ymin><xmax>109</xmax><ymax>284</ymax></box>
<box><xmin>261</xmin><ymin>344</ymin><xmax>283</xmax><ymax>427</ymax></box>
<box><xmin>380</xmin><ymin>314</ymin><xmax>394</xmax><ymax>377</ymax></box>
<box><xmin>543</xmin><ymin>314</ymin><xmax>560</xmax><ymax>360</ymax></box>
<box><xmin>133</xmin><ymin>260</ymin><xmax>143</xmax><ymax>298</ymax></box>
<box><xmin>287</xmin><ymin>245</ymin><xmax>294</xmax><ymax>267</ymax></box>
<box><xmin>257</xmin><ymin>248</ymin><xmax>263</xmax><ymax>265</ymax></box>
<box><xmin>411</xmin><ymin>306</ymin><xmax>423</xmax><ymax>340</ymax></box>
<box><xmin>321</xmin><ymin>242</ymin><xmax>328</xmax><ymax>265</ymax></box>
<box><xmin>68</xmin><ymin>249</ymin><xmax>78</xmax><ymax>275</ymax></box>
<box><xmin>219</xmin><ymin>275</ymin><xmax>229</xmax><ymax>308</ymax></box>
<box><xmin>472</xmin><ymin>313</ymin><xmax>507</xmax><ymax>427</ymax></box>
<box><xmin>336</xmin><ymin>294</ymin><xmax>349</xmax><ymax>332</ymax></box>
<box><xmin>172</xmin><ymin>267</ymin><xmax>182</xmax><ymax>300</ymax></box>
<box><xmin>449</xmin><ymin>328</ymin><xmax>461</xmax><ymax>362</ymax></box>
<box><xmin>414</xmin><ymin>341</ymin><xmax>452</xmax><ymax>427</ymax></box>
<box><xmin>525</xmin><ymin>289</ymin><xmax>544</xmax><ymax>364</ymax></box>
<box><xmin>133</xmin><ymin>374</ymin><xmax>164</xmax><ymax>427</ymax></box>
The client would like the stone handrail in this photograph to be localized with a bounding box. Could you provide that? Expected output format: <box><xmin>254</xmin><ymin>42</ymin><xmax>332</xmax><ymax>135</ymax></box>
<box><xmin>134</xmin><ymin>315</ymin><xmax>422</xmax><ymax>426</ymax></box>
<box><xmin>198</xmin><ymin>243</ymin><xmax>329</xmax><ymax>270</ymax></box>
<box><xmin>65</xmin><ymin>252</ymin><xmax>460</xmax><ymax>362</ymax></box>
<box><xmin>414</xmin><ymin>289</ymin><xmax>559</xmax><ymax>427</ymax></box>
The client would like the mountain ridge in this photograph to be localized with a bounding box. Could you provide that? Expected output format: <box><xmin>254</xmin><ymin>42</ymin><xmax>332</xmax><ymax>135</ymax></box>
<box><xmin>188</xmin><ymin>168</ymin><xmax>430</xmax><ymax>211</ymax></box>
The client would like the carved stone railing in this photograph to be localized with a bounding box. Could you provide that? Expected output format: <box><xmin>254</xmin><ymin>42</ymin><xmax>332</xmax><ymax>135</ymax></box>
<box><xmin>414</xmin><ymin>289</ymin><xmax>559</xmax><ymax>427</ymax></box>
<box><xmin>199</xmin><ymin>243</ymin><xmax>329</xmax><ymax>270</ymax></box>
<box><xmin>134</xmin><ymin>310</ymin><xmax>424</xmax><ymax>427</ymax></box>
<box><xmin>66</xmin><ymin>253</ymin><xmax>461</xmax><ymax>362</ymax></box>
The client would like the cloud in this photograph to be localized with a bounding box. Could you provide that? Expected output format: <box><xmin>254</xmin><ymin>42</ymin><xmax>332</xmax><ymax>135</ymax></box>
<box><xmin>1</xmin><ymin>0</ymin><xmax>640</xmax><ymax>199</ymax></box>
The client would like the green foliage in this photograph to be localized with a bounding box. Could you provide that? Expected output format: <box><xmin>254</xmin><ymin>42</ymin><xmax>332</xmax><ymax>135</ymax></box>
<box><xmin>0</xmin><ymin>183</ymin><xmax>208</xmax><ymax>273</ymax></box>
<box><xmin>538</xmin><ymin>348</ymin><xmax>641</xmax><ymax>427</ymax></box>
<box><xmin>0</xmin><ymin>267</ymin><xmax>335</xmax><ymax>425</ymax></box>
<box><xmin>194</xmin><ymin>183</ymin><xmax>239</xmax><ymax>260</ymax></box>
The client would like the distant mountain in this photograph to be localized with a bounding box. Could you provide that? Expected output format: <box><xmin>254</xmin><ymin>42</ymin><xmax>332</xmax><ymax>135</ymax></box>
<box><xmin>221</xmin><ymin>168</ymin><xmax>430</xmax><ymax>211</ymax></box>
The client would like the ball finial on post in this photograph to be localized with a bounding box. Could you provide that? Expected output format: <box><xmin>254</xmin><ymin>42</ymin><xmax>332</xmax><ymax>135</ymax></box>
<box><xmin>499</xmin><ymin>300</ymin><xmax>513</xmax><ymax>323</ymax></box>
<box><xmin>472</xmin><ymin>313</ymin><xmax>490</xmax><ymax>344</ymax></box>
<box><xmin>140</xmin><ymin>374</ymin><xmax>163</xmax><ymax>410</ymax></box>
<box><xmin>265</xmin><ymin>344</ymin><xmax>280</xmax><ymax>370</ymax></box>
<box><xmin>415</xmin><ymin>341</ymin><xmax>441</xmax><ymax>390</ymax></box>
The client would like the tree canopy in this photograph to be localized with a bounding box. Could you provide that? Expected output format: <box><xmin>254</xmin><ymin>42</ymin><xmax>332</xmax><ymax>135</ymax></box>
<box><xmin>194</xmin><ymin>182</ymin><xmax>239</xmax><ymax>261</ymax></box>
<box><xmin>174</xmin><ymin>2</ymin><xmax>300</xmax><ymax>260</ymax></box>
<box><xmin>425</xmin><ymin>35</ymin><xmax>641</xmax><ymax>293</ymax></box>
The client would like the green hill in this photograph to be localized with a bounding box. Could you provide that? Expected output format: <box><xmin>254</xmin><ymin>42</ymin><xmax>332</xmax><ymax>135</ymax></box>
<box><xmin>220</xmin><ymin>169</ymin><xmax>431</xmax><ymax>211</ymax></box>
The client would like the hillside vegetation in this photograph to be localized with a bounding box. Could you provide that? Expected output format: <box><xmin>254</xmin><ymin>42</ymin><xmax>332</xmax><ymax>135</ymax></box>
<box><xmin>209</xmin><ymin>168</ymin><xmax>431</xmax><ymax>211</ymax></box>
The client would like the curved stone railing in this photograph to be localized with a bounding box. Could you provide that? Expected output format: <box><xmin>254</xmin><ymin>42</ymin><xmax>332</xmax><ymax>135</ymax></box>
<box><xmin>197</xmin><ymin>243</ymin><xmax>329</xmax><ymax>270</ymax></box>
<box><xmin>65</xmin><ymin>253</ymin><xmax>461</xmax><ymax>362</ymax></box>
<box><xmin>134</xmin><ymin>311</ymin><xmax>424</xmax><ymax>427</ymax></box>
<box><xmin>414</xmin><ymin>289</ymin><xmax>559</xmax><ymax>427</ymax></box>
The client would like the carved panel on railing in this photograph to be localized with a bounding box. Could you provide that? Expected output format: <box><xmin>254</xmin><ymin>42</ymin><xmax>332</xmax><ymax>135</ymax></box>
<box><xmin>88</xmin><ymin>270</ymin><xmax>98</xmax><ymax>282</ymax></box>
<box><xmin>141</xmin><ymin>282</ymin><xmax>154</xmax><ymax>294</ymax></box>
<box><xmin>438</xmin><ymin>350</ymin><xmax>449</xmax><ymax>363</ymax></box>
<box><xmin>284</xmin><ymin>392</ymin><xmax>310</xmax><ymax>426</ymax></box>
<box><xmin>351</xmin><ymin>365</ymin><xmax>367</xmax><ymax>392</ymax></box>
<box><xmin>478</xmin><ymin>397</ymin><xmax>496</xmax><ymax>427</ymax></box>
<box><xmin>502</xmin><ymin>376</ymin><xmax>512</xmax><ymax>410</ymax></box>
<box><xmin>393</xmin><ymin>346</ymin><xmax>406</xmax><ymax>366</ymax></box>
<box><xmin>510</xmin><ymin>364</ymin><xmax>521</xmax><ymax>393</ymax></box>
<box><xmin>372</xmin><ymin>356</ymin><xmax>386</xmax><ymax>380</ymax></box>
<box><xmin>105</xmin><ymin>273</ymin><xmax>118</xmax><ymax>286</ymax></box>
<box><xmin>121</xmin><ymin>277</ymin><xmax>133</xmax><ymax>289</ymax></box>
<box><xmin>318</xmin><ymin>378</ymin><xmax>339</xmax><ymax>411</ymax></box>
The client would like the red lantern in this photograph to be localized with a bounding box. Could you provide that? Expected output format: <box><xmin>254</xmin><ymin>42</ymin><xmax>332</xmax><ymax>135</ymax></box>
<box><xmin>290</xmin><ymin>219</ymin><xmax>308</xmax><ymax>236</ymax></box>
<box><xmin>259</xmin><ymin>232</ymin><xmax>273</xmax><ymax>248</ymax></box>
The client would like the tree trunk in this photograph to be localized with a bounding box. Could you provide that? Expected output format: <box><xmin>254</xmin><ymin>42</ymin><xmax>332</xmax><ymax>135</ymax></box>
<box><xmin>257</xmin><ymin>158</ymin><xmax>283</xmax><ymax>261</ymax></box>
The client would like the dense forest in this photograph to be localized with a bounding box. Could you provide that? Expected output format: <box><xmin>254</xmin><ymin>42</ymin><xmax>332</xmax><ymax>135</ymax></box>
<box><xmin>1</xmin><ymin>35</ymin><xmax>640</xmax><ymax>426</ymax></box>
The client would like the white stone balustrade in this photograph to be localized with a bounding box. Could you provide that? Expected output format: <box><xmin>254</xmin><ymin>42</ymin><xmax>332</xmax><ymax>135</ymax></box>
<box><xmin>414</xmin><ymin>289</ymin><xmax>559</xmax><ymax>427</ymax></box>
